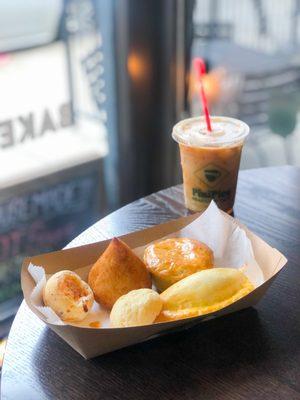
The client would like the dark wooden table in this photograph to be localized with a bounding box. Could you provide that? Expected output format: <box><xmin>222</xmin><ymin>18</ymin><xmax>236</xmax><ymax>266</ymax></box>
<box><xmin>2</xmin><ymin>166</ymin><xmax>300</xmax><ymax>400</ymax></box>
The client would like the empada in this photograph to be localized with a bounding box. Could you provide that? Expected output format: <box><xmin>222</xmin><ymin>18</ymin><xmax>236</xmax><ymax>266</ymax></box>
<box><xmin>144</xmin><ymin>238</ymin><xmax>213</xmax><ymax>292</ymax></box>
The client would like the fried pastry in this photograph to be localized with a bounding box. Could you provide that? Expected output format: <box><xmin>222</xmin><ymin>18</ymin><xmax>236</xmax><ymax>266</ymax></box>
<box><xmin>144</xmin><ymin>237</ymin><xmax>213</xmax><ymax>291</ymax></box>
<box><xmin>88</xmin><ymin>238</ymin><xmax>151</xmax><ymax>309</ymax></box>
<box><xmin>110</xmin><ymin>288</ymin><xmax>163</xmax><ymax>327</ymax></box>
<box><xmin>157</xmin><ymin>268</ymin><xmax>254</xmax><ymax>322</ymax></box>
<box><xmin>43</xmin><ymin>270</ymin><xmax>94</xmax><ymax>322</ymax></box>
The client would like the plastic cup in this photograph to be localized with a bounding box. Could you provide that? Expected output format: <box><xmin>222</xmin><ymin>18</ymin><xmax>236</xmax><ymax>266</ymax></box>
<box><xmin>172</xmin><ymin>116</ymin><xmax>250</xmax><ymax>213</ymax></box>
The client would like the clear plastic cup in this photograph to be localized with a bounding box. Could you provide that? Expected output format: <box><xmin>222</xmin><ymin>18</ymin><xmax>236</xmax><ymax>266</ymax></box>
<box><xmin>172</xmin><ymin>116</ymin><xmax>250</xmax><ymax>213</ymax></box>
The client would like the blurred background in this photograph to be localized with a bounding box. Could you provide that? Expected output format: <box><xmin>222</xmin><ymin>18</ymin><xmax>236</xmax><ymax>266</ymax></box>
<box><xmin>0</xmin><ymin>0</ymin><xmax>298</xmax><ymax>361</ymax></box>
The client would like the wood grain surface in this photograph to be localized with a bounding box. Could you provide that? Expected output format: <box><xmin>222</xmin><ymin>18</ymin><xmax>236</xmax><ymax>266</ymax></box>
<box><xmin>2</xmin><ymin>166</ymin><xmax>300</xmax><ymax>400</ymax></box>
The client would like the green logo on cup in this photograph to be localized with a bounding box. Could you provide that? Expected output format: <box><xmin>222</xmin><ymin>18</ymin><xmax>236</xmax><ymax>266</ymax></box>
<box><xmin>204</xmin><ymin>169</ymin><xmax>221</xmax><ymax>182</ymax></box>
<box><xmin>195</xmin><ymin>163</ymin><xmax>229</xmax><ymax>188</ymax></box>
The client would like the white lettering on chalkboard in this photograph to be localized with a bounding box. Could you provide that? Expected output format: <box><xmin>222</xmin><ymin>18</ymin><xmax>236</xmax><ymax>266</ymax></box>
<box><xmin>0</xmin><ymin>176</ymin><xmax>95</xmax><ymax>233</ymax></box>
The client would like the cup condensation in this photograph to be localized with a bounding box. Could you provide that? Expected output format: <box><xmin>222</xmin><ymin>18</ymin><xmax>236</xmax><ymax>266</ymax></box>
<box><xmin>172</xmin><ymin>116</ymin><xmax>250</xmax><ymax>213</ymax></box>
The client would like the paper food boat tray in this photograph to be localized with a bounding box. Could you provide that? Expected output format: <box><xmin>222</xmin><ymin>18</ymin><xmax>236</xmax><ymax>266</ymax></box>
<box><xmin>21</xmin><ymin>211</ymin><xmax>287</xmax><ymax>359</ymax></box>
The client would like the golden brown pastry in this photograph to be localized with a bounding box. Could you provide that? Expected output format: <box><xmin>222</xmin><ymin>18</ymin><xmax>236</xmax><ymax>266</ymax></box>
<box><xmin>88</xmin><ymin>237</ymin><xmax>151</xmax><ymax>309</ymax></box>
<box><xmin>144</xmin><ymin>237</ymin><xmax>213</xmax><ymax>291</ymax></box>
<box><xmin>110</xmin><ymin>288</ymin><xmax>163</xmax><ymax>327</ymax></box>
<box><xmin>43</xmin><ymin>270</ymin><xmax>94</xmax><ymax>322</ymax></box>
<box><xmin>157</xmin><ymin>268</ymin><xmax>254</xmax><ymax>322</ymax></box>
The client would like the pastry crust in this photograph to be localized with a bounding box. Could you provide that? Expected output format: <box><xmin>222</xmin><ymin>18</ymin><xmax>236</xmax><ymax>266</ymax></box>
<box><xmin>43</xmin><ymin>270</ymin><xmax>94</xmax><ymax>322</ymax></box>
<box><xmin>110</xmin><ymin>288</ymin><xmax>162</xmax><ymax>327</ymax></box>
<box><xmin>144</xmin><ymin>238</ymin><xmax>213</xmax><ymax>291</ymax></box>
<box><xmin>88</xmin><ymin>238</ymin><xmax>151</xmax><ymax>309</ymax></box>
<box><xmin>157</xmin><ymin>268</ymin><xmax>254</xmax><ymax>322</ymax></box>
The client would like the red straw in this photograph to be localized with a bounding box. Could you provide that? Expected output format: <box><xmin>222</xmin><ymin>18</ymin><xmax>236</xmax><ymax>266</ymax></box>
<box><xmin>193</xmin><ymin>57</ymin><xmax>212</xmax><ymax>132</ymax></box>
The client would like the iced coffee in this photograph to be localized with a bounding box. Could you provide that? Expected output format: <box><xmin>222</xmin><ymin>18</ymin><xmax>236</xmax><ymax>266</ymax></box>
<box><xmin>172</xmin><ymin>116</ymin><xmax>249</xmax><ymax>213</ymax></box>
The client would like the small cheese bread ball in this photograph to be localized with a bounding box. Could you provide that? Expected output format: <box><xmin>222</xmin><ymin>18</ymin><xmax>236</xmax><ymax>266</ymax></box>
<box><xmin>144</xmin><ymin>238</ymin><xmax>214</xmax><ymax>292</ymax></box>
<box><xmin>110</xmin><ymin>289</ymin><xmax>163</xmax><ymax>328</ymax></box>
<box><xmin>43</xmin><ymin>270</ymin><xmax>94</xmax><ymax>322</ymax></box>
<box><xmin>157</xmin><ymin>268</ymin><xmax>254</xmax><ymax>322</ymax></box>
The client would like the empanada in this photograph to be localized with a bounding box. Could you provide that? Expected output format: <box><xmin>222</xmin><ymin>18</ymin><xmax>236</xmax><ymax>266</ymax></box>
<box><xmin>157</xmin><ymin>268</ymin><xmax>254</xmax><ymax>322</ymax></box>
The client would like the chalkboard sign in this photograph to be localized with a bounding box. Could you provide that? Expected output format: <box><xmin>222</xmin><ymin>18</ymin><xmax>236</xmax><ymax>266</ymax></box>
<box><xmin>0</xmin><ymin>159</ymin><xmax>104</xmax><ymax>320</ymax></box>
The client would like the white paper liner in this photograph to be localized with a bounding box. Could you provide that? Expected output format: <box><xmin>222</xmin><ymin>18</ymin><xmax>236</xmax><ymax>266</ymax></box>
<box><xmin>134</xmin><ymin>201</ymin><xmax>264</xmax><ymax>287</ymax></box>
<box><xmin>27</xmin><ymin>201</ymin><xmax>264</xmax><ymax>327</ymax></box>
